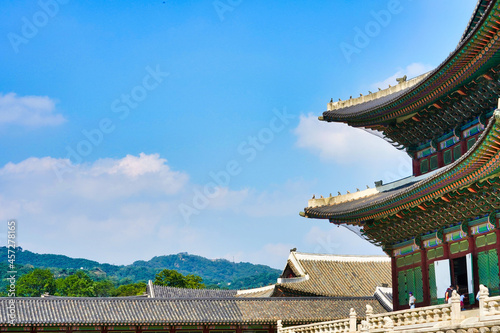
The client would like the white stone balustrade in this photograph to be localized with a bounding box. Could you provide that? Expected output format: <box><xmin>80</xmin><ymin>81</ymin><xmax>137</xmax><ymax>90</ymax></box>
<box><xmin>276</xmin><ymin>285</ymin><xmax>500</xmax><ymax>332</ymax></box>
<box><xmin>277</xmin><ymin>289</ymin><xmax>476</xmax><ymax>333</ymax></box>
<box><xmin>365</xmin><ymin>302</ymin><xmax>452</xmax><ymax>332</ymax></box>
<box><xmin>277</xmin><ymin>310</ymin><xmax>356</xmax><ymax>333</ymax></box>
<box><xmin>479</xmin><ymin>284</ymin><xmax>500</xmax><ymax>322</ymax></box>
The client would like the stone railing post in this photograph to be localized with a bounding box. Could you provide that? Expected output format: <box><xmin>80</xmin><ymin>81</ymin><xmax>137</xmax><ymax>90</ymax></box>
<box><xmin>366</xmin><ymin>304</ymin><xmax>373</xmax><ymax>320</ymax></box>
<box><xmin>479</xmin><ymin>284</ymin><xmax>490</xmax><ymax>317</ymax></box>
<box><xmin>382</xmin><ymin>317</ymin><xmax>394</xmax><ymax>333</ymax></box>
<box><xmin>349</xmin><ymin>308</ymin><xmax>357</xmax><ymax>332</ymax></box>
<box><xmin>450</xmin><ymin>290</ymin><xmax>462</xmax><ymax>324</ymax></box>
<box><xmin>359</xmin><ymin>320</ymin><xmax>369</xmax><ymax>333</ymax></box>
<box><xmin>277</xmin><ymin>320</ymin><xmax>283</xmax><ymax>333</ymax></box>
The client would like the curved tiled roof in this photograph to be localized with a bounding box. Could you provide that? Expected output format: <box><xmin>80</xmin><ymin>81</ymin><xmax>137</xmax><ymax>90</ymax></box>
<box><xmin>304</xmin><ymin>108</ymin><xmax>500</xmax><ymax>223</ymax></box>
<box><xmin>322</xmin><ymin>0</ymin><xmax>500</xmax><ymax>128</ymax></box>
<box><xmin>236</xmin><ymin>285</ymin><xmax>276</xmax><ymax>298</ymax></box>
<box><xmin>277</xmin><ymin>252</ymin><xmax>391</xmax><ymax>298</ymax></box>
<box><xmin>0</xmin><ymin>297</ymin><xmax>386</xmax><ymax>326</ymax></box>
<box><xmin>460</xmin><ymin>0</ymin><xmax>492</xmax><ymax>42</ymax></box>
<box><xmin>147</xmin><ymin>283</ymin><xmax>238</xmax><ymax>298</ymax></box>
<box><xmin>374</xmin><ymin>287</ymin><xmax>393</xmax><ymax>312</ymax></box>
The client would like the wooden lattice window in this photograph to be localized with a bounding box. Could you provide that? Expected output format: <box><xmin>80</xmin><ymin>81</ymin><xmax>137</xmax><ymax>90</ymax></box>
<box><xmin>478</xmin><ymin>249</ymin><xmax>500</xmax><ymax>296</ymax></box>
<box><xmin>420</xmin><ymin>158</ymin><xmax>429</xmax><ymax>174</ymax></box>
<box><xmin>428</xmin><ymin>263</ymin><xmax>438</xmax><ymax>305</ymax></box>
<box><xmin>449</xmin><ymin>240</ymin><xmax>469</xmax><ymax>254</ymax></box>
<box><xmin>443</xmin><ymin>149</ymin><xmax>452</xmax><ymax>165</ymax></box>
<box><xmin>430</xmin><ymin>155</ymin><xmax>438</xmax><ymax>170</ymax></box>
<box><xmin>453</xmin><ymin>144</ymin><xmax>462</xmax><ymax>161</ymax></box>
<box><xmin>398</xmin><ymin>266</ymin><xmax>423</xmax><ymax>306</ymax></box>
<box><xmin>467</xmin><ymin>137</ymin><xmax>477</xmax><ymax>150</ymax></box>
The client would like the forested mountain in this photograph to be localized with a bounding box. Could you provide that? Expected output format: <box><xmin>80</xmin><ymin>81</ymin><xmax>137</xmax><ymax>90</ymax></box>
<box><xmin>0</xmin><ymin>247</ymin><xmax>281</xmax><ymax>291</ymax></box>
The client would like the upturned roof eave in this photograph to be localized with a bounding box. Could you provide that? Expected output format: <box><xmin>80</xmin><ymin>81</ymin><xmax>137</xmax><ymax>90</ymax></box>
<box><xmin>303</xmin><ymin>107</ymin><xmax>500</xmax><ymax>222</ymax></box>
<box><xmin>322</xmin><ymin>0</ymin><xmax>499</xmax><ymax>126</ymax></box>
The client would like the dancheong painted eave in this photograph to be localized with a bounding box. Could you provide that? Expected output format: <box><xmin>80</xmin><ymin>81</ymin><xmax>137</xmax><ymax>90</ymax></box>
<box><xmin>302</xmin><ymin>106</ymin><xmax>500</xmax><ymax>245</ymax></box>
<box><xmin>322</xmin><ymin>0</ymin><xmax>500</xmax><ymax>140</ymax></box>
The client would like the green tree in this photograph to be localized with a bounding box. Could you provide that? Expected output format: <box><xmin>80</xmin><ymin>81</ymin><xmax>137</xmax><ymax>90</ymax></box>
<box><xmin>185</xmin><ymin>274</ymin><xmax>205</xmax><ymax>289</ymax></box>
<box><xmin>111</xmin><ymin>282</ymin><xmax>146</xmax><ymax>296</ymax></box>
<box><xmin>153</xmin><ymin>269</ymin><xmax>204</xmax><ymax>289</ymax></box>
<box><xmin>16</xmin><ymin>268</ymin><xmax>56</xmax><ymax>296</ymax></box>
<box><xmin>94</xmin><ymin>279</ymin><xmax>115</xmax><ymax>297</ymax></box>
<box><xmin>56</xmin><ymin>271</ymin><xmax>94</xmax><ymax>296</ymax></box>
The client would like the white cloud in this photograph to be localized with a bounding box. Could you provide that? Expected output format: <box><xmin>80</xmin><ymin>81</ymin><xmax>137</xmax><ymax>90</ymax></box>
<box><xmin>0</xmin><ymin>153</ymin><xmax>316</xmax><ymax>268</ymax></box>
<box><xmin>0</xmin><ymin>92</ymin><xmax>65</xmax><ymax>127</ymax></box>
<box><xmin>294</xmin><ymin>113</ymin><xmax>408</xmax><ymax>165</ymax></box>
<box><xmin>0</xmin><ymin>152</ymin><xmax>384</xmax><ymax>269</ymax></box>
<box><xmin>304</xmin><ymin>226</ymin><xmax>385</xmax><ymax>256</ymax></box>
<box><xmin>0</xmin><ymin>153</ymin><xmax>192</xmax><ymax>262</ymax></box>
<box><xmin>370</xmin><ymin>62</ymin><xmax>434</xmax><ymax>91</ymax></box>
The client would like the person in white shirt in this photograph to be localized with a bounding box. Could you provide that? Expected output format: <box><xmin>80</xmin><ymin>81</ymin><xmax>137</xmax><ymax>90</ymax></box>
<box><xmin>409</xmin><ymin>292</ymin><xmax>416</xmax><ymax>309</ymax></box>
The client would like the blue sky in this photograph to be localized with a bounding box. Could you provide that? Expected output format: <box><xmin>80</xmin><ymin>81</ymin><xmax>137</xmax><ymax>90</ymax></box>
<box><xmin>0</xmin><ymin>0</ymin><xmax>477</xmax><ymax>269</ymax></box>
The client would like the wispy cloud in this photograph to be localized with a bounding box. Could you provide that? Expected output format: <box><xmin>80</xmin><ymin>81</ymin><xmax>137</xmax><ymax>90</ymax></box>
<box><xmin>369</xmin><ymin>62</ymin><xmax>434</xmax><ymax>91</ymax></box>
<box><xmin>0</xmin><ymin>153</ymin><xmax>314</xmax><ymax>267</ymax></box>
<box><xmin>0</xmin><ymin>92</ymin><xmax>65</xmax><ymax>128</ymax></box>
<box><xmin>294</xmin><ymin>113</ymin><xmax>407</xmax><ymax>164</ymax></box>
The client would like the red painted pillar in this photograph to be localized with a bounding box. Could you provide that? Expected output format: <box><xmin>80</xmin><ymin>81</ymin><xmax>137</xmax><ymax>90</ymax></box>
<box><xmin>421</xmin><ymin>249</ymin><xmax>430</xmax><ymax>306</ymax></box>
<box><xmin>413</xmin><ymin>158</ymin><xmax>420</xmax><ymax>176</ymax></box>
<box><xmin>437</xmin><ymin>151</ymin><xmax>443</xmax><ymax>169</ymax></box>
<box><xmin>391</xmin><ymin>256</ymin><xmax>399</xmax><ymax>311</ymax></box>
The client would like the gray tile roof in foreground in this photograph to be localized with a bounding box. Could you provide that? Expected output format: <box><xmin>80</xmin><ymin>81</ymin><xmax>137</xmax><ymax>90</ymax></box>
<box><xmin>148</xmin><ymin>284</ymin><xmax>238</xmax><ymax>298</ymax></box>
<box><xmin>0</xmin><ymin>297</ymin><xmax>387</xmax><ymax>326</ymax></box>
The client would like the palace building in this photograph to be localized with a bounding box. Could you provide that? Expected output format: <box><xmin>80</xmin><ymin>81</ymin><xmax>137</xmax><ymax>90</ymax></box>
<box><xmin>301</xmin><ymin>0</ymin><xmax>500</xmax><ymax>312</ymax></box>
<box><xmin>0</xmin><ymin>251</ymin><xmax>391</xmax><ymax>331</ymax></box>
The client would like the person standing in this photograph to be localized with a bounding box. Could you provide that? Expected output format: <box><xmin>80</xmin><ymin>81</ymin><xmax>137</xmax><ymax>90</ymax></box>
<box><xmin>445</xmin><ymin>285</ymin><xmax>453</xmax><ymax>303</ymax></box>
<box><xmin>409</xmin><ymin>292</ymin><xmax>416</xmax><ymax>309</ymax></box>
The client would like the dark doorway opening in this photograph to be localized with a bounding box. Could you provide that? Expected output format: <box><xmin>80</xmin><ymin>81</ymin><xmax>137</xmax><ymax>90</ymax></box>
<box><xmin>452</xmin><ymin>256</ymin><xmax>468</xmax><ymax>307</ymax></box>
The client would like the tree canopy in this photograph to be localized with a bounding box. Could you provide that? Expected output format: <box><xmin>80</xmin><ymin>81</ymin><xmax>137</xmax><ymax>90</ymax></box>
<box><xmin>56</xmin><ymin>271</ymin><xmax>95</xmax><ymax>297</ymax></box>
<box><xmin>16</xmin><ymin>268</ymin><xmax>56</xmax><ymax>297</ymax></box>
<box><xmin>153</xmin><ymin>269</ymin><xmax>205</xmax><ymax>289</ymax></box>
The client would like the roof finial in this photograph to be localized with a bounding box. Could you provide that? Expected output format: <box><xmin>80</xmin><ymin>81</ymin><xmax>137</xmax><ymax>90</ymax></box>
<box><xmin>368</xmin><ymin>91</ymin><xmax>372</xmax><ymax>94</ymax></box>
<box><xmin>396</xmin><ymin>75</ymin><xmax>407</xmax><ymax>83</ymax></box>
<box><xmin>337</xmin><ymin>191</ymin><xmax>341</xmax><ymax>196</ymax></box>
<box><xmin>312</xmin><ymin>194</ymin><xmax>315</xmax><ymax>199</ymax></box>
<box><xmin>378</xmin><ymin>87</ymin><xmax>381</xmax><ymax>91</ymax></box>
<box><xmin>347</xmin><ymin>190</ymin><xmax>350</xmax><ymax>194</ymax></box>
<box><xmin>330</xmin><ymin>98</ymin><xmax>333</xmax><ymax>103</ymax></box>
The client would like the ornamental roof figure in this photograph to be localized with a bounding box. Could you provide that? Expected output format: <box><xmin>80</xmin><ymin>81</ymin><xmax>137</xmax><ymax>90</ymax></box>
<box><xmin>322</xmin><ymin>0</ymin><xmax>500</xmax><ymax>151</ymax></box>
